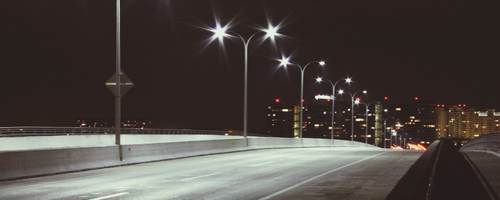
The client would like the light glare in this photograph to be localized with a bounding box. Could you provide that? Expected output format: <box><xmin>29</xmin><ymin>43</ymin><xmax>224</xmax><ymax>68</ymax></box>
<box><xmin>318</xmin><ymin>61</ymin><xmax>326</xmax><ymax>66</ymax></box>
<box><xmin>209</xmin><ymin>22</ymin><xmax>230</xmax><ymax>43</ymax></box>
<box><xmin>277</xmin><ymin>55</ymin><xmax>291</xmax><ymax>67</ymax></box>
<box><xmin>338</xmin><ymin>89</ymin><xmax>344</xmax><ymax>95</ymax></box>
<box><xmin>345</xmin><ymin>77</ymin><xmax>352</xmax><ymax>84</ymax></box>
<box><xmin>315</xmin><ymin>77</ymin><xmax>323</xmax><ymax>82</ymax></box>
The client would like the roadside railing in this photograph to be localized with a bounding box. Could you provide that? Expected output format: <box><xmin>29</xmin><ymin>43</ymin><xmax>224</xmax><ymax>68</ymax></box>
<box><xmin>0</xmin><ymin>126</ymin><xmax>242</xmax><ymax>137</ymax></box>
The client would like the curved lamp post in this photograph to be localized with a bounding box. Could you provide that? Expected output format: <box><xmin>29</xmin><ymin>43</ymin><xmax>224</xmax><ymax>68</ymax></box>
<box><xmin>347</xmin><ymin>90</ymin><xmax>367</xmax><ymax>142</ymax></box>
<box><xmin>203</xmin><ymin>20</ymin><xmax>283</xmax><ymax>140</ymax></box>
<box><xmin>277</xmin><ymin>55</ymin><xmax>326</xmax><ymax>138</ymax></box>
<box><xmin>315</xmin><ymin>77</ymin><xmax>352</xmax><ymax>144</ymax></box>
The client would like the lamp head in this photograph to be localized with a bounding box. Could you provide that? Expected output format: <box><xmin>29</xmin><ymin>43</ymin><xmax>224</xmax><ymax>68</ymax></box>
<box><xmin>345</xmin><ymin>77</ymin><xmax>352</xmax><ymax>84</ymax></box>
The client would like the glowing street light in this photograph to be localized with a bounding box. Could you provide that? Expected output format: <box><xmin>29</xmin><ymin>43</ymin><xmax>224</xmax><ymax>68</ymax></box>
<box><xmin>277</xmin><ymin>55</ymin><xmax>326</xmax><ymax>139</ymax></box>
<box><xmin>347</xmin><ymin>90</ymin><xmax>368</xmax><ymax>142</ymax></box>
<box><xmin>278</xmin><ymin>55</ymin><xmax>291</xmax><ymax>68</ymax></box>
<box><xmin>203</xmin><ymin>18</ymin><xmax>284</xmax><ymax>141</ymax></box>
<box><xmin>318</xmin><ymin>60</ymin><xmax>326</xmax><ymax>66</ymax></box>
<box><xmin>315</xmin><ymin>76</ymin><xmax>351</xmax><ymax>144</ymax></box>
<box><xmin>209</xmin><ymin>22</ymin><xmax>230</xmax><ymax>43</ymax></box>
<box><xmin>261</xmin><ymin>23</ymin><xmax>282</xmax><ymax>41</ymax></box>
<box><xmin>345</xmin><ymin>77</ymin><xmax>353</xmax><ymax>84</ymax></box>
<box><xmin>355</xmin><ymin>98</ymin><xmax>361</xmax><ymax>105</ymax></box>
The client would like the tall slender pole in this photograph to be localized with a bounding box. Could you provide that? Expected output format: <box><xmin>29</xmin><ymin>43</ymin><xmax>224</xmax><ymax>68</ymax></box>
<box><xmin>383</xmin><ymin>120</ymin><xmax>387</xmax><ymax>148</ymax></box>
<box><xmin>238</xmin><ymin>35</ymin><xmax>254</xmax><ymax>142</ymax></box>
<box><xmin>365</xmin><ymin>104</ymin><xmax>369</xmax><ymax>144</ymax></box>
<box><xmin>330</xmin><ymin>85</ymin><xmax>335</xmax><ymax>144</ymax></box>
<box><xmin>351</xmin><ymin>96</ymin><xmax>354</xmax><ymax>142</ymax></box>
<box><xmin>243</xmin><ymin>42</ymin><xmax>248</xmax><ymax>141</ymax></box>
<box><xmin>299</xmin><ymin>70</ymin><xmax>304</xmax><ymax>139</ymax></box>
<box><xmin>115</xmin><ymin>0</ymin><xmax>122</xmax><ymax>160</ymax></box>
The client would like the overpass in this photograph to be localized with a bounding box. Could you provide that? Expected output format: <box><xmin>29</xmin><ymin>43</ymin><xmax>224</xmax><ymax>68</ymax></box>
<box><xmin>0</xmin><ymin>127</ymin><xmax>499</xmax><ymax>199</ymax></box>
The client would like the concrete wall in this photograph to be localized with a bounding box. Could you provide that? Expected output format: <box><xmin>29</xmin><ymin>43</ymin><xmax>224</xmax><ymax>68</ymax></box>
<box><xmin>0</xmin><ymin>136</ymin><xmax>378</xmax><ymax>181</ymax></box>
<box><xmin>460</xmin><ymin>133</ymin><xmax>500</xmax><ymax>157</ymax></box>
<box><xmin>0</xmin><ymin>134</ymin><xmax>245</xmax><ymax>152</ymax></box>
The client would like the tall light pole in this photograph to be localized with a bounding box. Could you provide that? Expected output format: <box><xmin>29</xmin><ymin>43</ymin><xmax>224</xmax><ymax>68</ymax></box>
<box><xmin>363</xmin><ymin>103</ymin><xmax>370</xmax><ymax>144</ymax></box>
<box><xmin>348</xmin><ymin>90</ymin><xmax>367</xmax><ymax>142</ymax></box>
<box><xmin>315</xmin><ymin>77</ymin><xmax>352</xmax><ymax>144</ymax></box>
<box><xmin>203</xmin><ymin>20</ymin><xmax>282</xmax><ymax>140</ymax></box>
<box><xmin>277</xmin><ymin>56</ymin><xmax>326</xmax><ymax>138</ymax></box>
<box><xmin>115</xmin><ymin>0</ymin><xmax>122</xmax><ymax>148</ymax></box>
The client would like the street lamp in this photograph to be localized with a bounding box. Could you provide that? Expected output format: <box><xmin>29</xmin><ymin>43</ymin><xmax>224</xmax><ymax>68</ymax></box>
<box><xmin>360</xmin><ymin>102</ymin><xmax>370</xmax><ymax>144</ymax></box>
<box><xmin>277</xmin><ymin>55</ymin><xmax>326</xmax><ymax>139</ymax></box>
<box><xmin>347</xmin><ymin>90</ymin><xmax>367</xmax><ymax>142</ymax></box>
<box><xmin>315</xmin><ymin>77</ymin><xmax>352</xmax><ymax>144</ymax></box>
<box><xmin>203</xmin><ymin>19</ymin><xmax>283</xmax><ymax>140</ymax></box>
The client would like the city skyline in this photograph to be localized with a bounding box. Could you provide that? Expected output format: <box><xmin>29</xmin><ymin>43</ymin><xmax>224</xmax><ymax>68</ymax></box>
<box><xmin>2</xmin><ymin>0</ymin><xmax>500</xmax><ymax>132</ymax></box>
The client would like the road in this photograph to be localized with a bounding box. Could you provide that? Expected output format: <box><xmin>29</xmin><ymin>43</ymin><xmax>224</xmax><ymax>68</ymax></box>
<box><xmin>0</xmin><ymin>147</ymin><xmax>421</xmax><ymax>200</ymax></box>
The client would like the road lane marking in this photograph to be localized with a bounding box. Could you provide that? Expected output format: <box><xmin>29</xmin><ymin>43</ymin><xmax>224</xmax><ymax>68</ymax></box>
<box><xmin>258</xmin><ymin>151</ymin><xmax>386</xmax><ymax>200</ymax></box>
<box><xmin>180</xmin><ymin>173</ymin><xmax>219</xmax><ymax>182</ymax></box>
<box><xmin>88</xmin><ymin>192</ymin><xmax>129</xmax><ymax>200</ymax></box>
<box><xmin>250</xmin><ymin>161</ymin><xmax>276</xmax><ymax>167</ymax></box>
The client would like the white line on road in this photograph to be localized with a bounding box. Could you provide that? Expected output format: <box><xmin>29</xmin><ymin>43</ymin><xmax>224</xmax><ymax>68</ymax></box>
<box><xmin>180</xmin><ymin>173</ymin><xmax>219</xmax><ymax>182</ymax></box>
<box><xmin>258</xmin><ymin>151</ymin><xmax>386</xmax><ymax>200</ymax></box>
<box><xmin>249</xmin><ymin>161</ymin><xmax>276</xmax><ymax>167</ymax></box>
<box><xmin>88</xmin><ymin>192</ymin><xmax>129</xmax><ymax>200</ymax></box>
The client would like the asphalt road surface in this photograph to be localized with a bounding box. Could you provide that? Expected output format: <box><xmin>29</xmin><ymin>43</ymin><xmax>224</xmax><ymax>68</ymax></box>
<box><xmin>0</xmin><ymin>147</ymin><xmax>421</xmax><ymax>200</ymax></box>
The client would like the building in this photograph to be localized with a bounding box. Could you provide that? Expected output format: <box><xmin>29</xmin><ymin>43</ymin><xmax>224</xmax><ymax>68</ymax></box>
<box><xmin>435</xmin><ymin>105</ymin><xmax>500</xmax><ymax>139</ymax></box>
<box><xmin>266</xmin><ymin>96</ymin><xmax>374</xmax><ymax>141</ymax></box>
<box><xmin>435</xmin><ymin>105</ymin><xmax>448</xmax><ymax>138</ymax></box>
<box><xmin>266</xmin><ymin>98</ymin><xmax>295</xmax><ymax>137</ymax></box>
<box><xmin>381</xmin><ymin>97</ymin><xmax>437</xmax><ymax>145</ymax></box>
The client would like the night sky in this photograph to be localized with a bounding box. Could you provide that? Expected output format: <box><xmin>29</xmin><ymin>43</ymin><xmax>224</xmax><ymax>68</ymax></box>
<box><xmin>2</xmin><ymin>0</ymin><xmax>499</xmax><ymax>131</ymax></box>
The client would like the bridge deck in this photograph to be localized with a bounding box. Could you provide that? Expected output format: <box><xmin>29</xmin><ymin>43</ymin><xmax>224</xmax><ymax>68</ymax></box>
<box><xmin>0</xmin><ymin>148</ymin><xmax>420</xmax><ymax>200</ymax></box>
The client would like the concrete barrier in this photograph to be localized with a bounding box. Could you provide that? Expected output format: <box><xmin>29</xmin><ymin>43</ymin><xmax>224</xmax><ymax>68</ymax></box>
<box><xmin>0</xmin><ymin>136</ymin><xmax>378</xmax><ymax>181</ymax></box>
<box><xmin>0</xmin><ymin>134</ymin><xmax>245</xmax><ymax>152</ymax></box>
<box><xmin>460</xmin><ymin>133</ymin><xmax>500</xmax><ymax>158</ymax></box>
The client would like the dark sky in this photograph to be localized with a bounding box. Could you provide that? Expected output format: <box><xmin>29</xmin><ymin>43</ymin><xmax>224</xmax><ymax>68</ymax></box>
<box><xmin>1</xmin><ymin>0</ymin><xmax>499</xmax><ymax>131</ymax></box>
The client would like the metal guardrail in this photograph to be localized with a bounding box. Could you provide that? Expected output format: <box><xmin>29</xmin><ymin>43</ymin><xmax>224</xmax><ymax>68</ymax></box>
<box><xmin>0</xmin><ymin>126</ymin><xmax>242</xmax><ymax>137</ymax></box>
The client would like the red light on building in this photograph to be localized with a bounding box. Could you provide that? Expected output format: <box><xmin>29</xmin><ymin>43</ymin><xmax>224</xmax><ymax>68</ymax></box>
<box><xmin>384</xmin><ymin>96</ymin><xmax>389</xmax><ymax>101</ymax></box>
<box><xmin>414</xmin><ymin>96</ymin><xmax>420</xmax><ymax>101</ymax></box>
<box><xmin>275</xmin><ymin>98</ymin><xmax>280</xmax><ymax>103</ymax></box>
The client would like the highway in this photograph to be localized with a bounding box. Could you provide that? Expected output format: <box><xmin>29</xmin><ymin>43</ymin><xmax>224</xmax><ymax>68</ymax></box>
<box><xmin>0</xmin><ymin>147</ymin><xmax>421</xmax><ymax>200</ymax></box>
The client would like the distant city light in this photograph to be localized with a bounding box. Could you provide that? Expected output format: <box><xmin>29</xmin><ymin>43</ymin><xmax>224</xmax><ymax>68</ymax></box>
<box><xmin>338</xmin><ymin>89</ymin><xmax>344</xmax><ymax>95</ymax></box>
<box><xmin>318</xmin><ymin>60</ymin><xmax>326</xmax><ymax>66</ymax></box>
<box><xmin>315</xmin><ymin>77</ymin><xmax>323</xmax><ymax>82</ymax></box>
<box><xmin>275</xmin><ymin>98</ymin><xmax>280</xmax><ymax>103</ymax></box>
<box><xmin>384</xmin><ymin>96</ymin><xmax>389</xmax><ymax>101</ymax></box>
<box><xmin>315</xmin><ymin>94</ymin><xmax>332</xmax><ymax>100</ymax></box>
